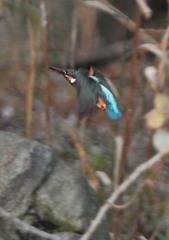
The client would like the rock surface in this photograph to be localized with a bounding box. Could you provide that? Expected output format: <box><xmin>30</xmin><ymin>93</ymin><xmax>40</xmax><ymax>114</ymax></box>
<box><xmin>0</xmin><ymin>131</ymin><xmax>53</xmax><ymax>215</ymax></box>
<box><xmin>0</xmin><ymin>131</ymin><xmax>111</xmax><ymax>240</ymax></box>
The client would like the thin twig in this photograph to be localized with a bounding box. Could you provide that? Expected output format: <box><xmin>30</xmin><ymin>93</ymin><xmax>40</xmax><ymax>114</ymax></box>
<box><xmin>70</xmin><ymin>8</ymin><xmax>78</xmax><ymax>68</ymax></box>
<box><xmin>41</xmin><ymin>0</ymin><xmax>51</xmax><ymax>146</ymax></box>
<box><xmin>79</xmin><ymin>153</ymin><xmax>163</xmax><ymax>240</ymax></box>
<box><xmin>111</xmin><ymin>183</ymin><xmax>142</xmax><ymax>210</ymax></box>
<box><xmin>26</xmin><ymin>18</ymin><xmax>37</xmax><ymax>138</ymax></box>
<box><xmin>149</xmin><ymin>193</ymin><xmax>169</xmax><ymax>240</ymax></box>
<box><xmin>84</xmin><ymin>0</ymin><xmax>157</xmax><ymax>44</ymax></box>
<box><xmin>119</xmin><ymin>4</ymin><xmax>141</xmax><ymax>185</ymax></box>
<box><xmin>0</xmin><ymin>207</ymin><xmax>63</xmax><ymax>240</ymax></box>
<box><xmin>158</xmin><ymin>25</ymin><xmax>169</xmax><ymax>89</ymax></box>
<box><xmin>112</xmin><ymin>135</ymin><xmax>124</xmax><ymax>237</ymax></box>
<box><xmin>139</xmin><ymin>43</ymin><xmax>163</xmax><ymax>58</ymax></box>
<box><xmin>68</xmin><ymin>127</ymin><xmax>100</xmax><ymax>190</ymax></box>
<box><xmin>136</xmin><ymin>0</ymin><xmax>152</xmax><ymax>19</ymax></box>
<box><xmin>114</xmin><ymin>136</ymin><xmax>123</xmax><ymax>190</ymax></box>
<box><xmin>138</xmin><ymin>235</ymin><xmax>148</xmax><ymax>240</ymax></box>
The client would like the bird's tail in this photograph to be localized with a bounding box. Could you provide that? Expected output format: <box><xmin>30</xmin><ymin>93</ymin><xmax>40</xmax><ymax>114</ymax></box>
<box><xmin>106</xmin><ymin>106</ymin><xmax>122</xmax><ymax>119</ymax></box>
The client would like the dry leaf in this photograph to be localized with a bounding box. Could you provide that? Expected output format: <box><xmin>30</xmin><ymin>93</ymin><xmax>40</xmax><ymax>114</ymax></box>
<box><xmin>153</xmin><ymin>129</ymin><xmax>169</xmax><ymax>154</ymax></box>
<box><xmin>140</xmin><ymin>44</ymin><xmax>163</xmax><ymax>58</ymax></box>
<box><xmin>96</xmin><ymin>171</ymin><xmax>112</xmax><ymax>186</ymax></box>
<box><xmin>154</xmin><ymin>93</ymin><xmax>169</xmax><ymax>111</ymax></box>
<box><xmin>144</xmin><ymin>66</ymin><xmax>158</xmax><ymax>90</ymax></box>
<box><xmin>145</xmin><ymin>109</ymin><xmax>165</xmax><ymax>129</ymax></box>
<box><xmin>136</xmin><ymin>0</ymin><xmax>152</xmax><ymax>19</ymax></box>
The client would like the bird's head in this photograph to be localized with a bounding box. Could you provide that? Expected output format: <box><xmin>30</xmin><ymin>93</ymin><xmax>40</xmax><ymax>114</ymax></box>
<box><xmin>49</xmin><ymin>66</ymin><xmax>77</xmax><ymax>84</ymax></box>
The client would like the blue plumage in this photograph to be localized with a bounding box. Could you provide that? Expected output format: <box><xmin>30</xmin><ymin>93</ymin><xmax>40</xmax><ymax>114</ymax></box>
<box><xmin>49</xmin><ymin>66</ymin><xmax>122</xmax><ymax>120</ymax></box>
<box><xmin>89</xmin><ymin>76</ymin><xmax>122</xmax><ymax>119</ymax></box>
<box><xmin>89</xmin><ymin>76</ymin><xmax>99</xmax><ymax>83</ymax></box>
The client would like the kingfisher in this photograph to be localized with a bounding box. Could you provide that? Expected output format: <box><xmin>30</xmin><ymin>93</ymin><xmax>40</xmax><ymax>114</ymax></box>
<box><xmin>49</xmin><ymin>66</ymin><xmax>122</xmax><ymax>120</ymax></box>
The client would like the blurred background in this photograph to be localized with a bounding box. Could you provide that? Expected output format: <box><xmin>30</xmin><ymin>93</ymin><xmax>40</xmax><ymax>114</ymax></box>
<box><xmin>0</xmin><ymin>0</ymin><xmax>169</xmax><ymax>239</ymax></box>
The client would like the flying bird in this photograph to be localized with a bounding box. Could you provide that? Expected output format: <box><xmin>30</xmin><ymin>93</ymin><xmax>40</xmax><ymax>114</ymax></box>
<box><xmin>49</xmin><ymin>66</ymin><xmax>122</xmax><ymax>120</ymax></box>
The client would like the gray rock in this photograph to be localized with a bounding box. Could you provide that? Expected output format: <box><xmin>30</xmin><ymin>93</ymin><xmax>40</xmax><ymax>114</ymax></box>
<box><xmin>0</xmin><ymin>224</ymin><xmax>19</xmax><ymax>240</ymax></box>
<box><xmin>0</xmin><ymin>131</ymin><xmax>110</xmax><ymax>240</ymax></box>
<box><xmin>35</xmin><ymin>160</ymin><xmax>110</xmax><ymax>240</ymax></box>
<box><xmin>20</xmin><ymin>232</ymin><xmax>80</xmax><ymax>240</ymax></box>
<box><xmin>55</xmin><ymin>232</ymin><xmax>80</xmax><ymax>240</ymax></box>
<box><xmin>35</xmin><ymin>160</ymin><xmax>97</xmax><ymax>231</ymax></box>
<box><xmin>17</xmin><ymin>232</ymin><xmax>80</xmax><ymax>240</ymax></box>
<box><xmin>0</xmin><ymin>131</ymin><xmax>53</xmax><ymax>215</ymax></box>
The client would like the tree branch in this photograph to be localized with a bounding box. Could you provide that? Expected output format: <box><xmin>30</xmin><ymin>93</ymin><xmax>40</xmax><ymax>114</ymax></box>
<box><xmin>0</xmin><ymin>207</ymin><xmax>62</xmax><ymax>240</ymax></box>
<box><xmin>79</xmin><ymin>153</ymin><xmax>163</xmax><ymax>240</ymax></box>
<box><xmin>84</xmin><ymin>0</ymin><xmax>157</xmax><ymax>44</ymax></box>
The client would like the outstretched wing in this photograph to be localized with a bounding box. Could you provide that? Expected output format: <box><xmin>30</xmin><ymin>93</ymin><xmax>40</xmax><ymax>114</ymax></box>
<box><xmin>89</xmin><ymin>76</ymin><xmax>122</xmax><ymax>119</ymax></box>
<box><xmin>92</xmin><ymin>72</ymin><xmax>111</xmax><ymax>90</ymax></box>
<box><xmin>99</xmin><ymin>84</ymin><xmax>122</xmax><ymax>119</ymax></box>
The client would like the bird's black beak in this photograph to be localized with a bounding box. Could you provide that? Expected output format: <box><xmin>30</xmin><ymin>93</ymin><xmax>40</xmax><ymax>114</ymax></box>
<box><xmin>49</xmin><ymin>66</ymin><xmax>65</xmax><ymax>75</ymax></box>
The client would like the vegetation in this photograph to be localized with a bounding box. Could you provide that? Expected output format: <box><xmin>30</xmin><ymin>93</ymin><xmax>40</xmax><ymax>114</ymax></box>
<box><xmin>0</xmin><ymin>0</ymin><xmax>169</xmax><ymax>239</ymax></box>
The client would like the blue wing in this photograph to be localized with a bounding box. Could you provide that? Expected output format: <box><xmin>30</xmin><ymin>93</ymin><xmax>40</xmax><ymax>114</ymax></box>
<box><xmin>99</xmin><ymin>84</ymin><xmax>122</xmax><ymax>119</ymax></box>
<box><xmin>89</xmin><ymin>76</ymin><xmax>99</xmax><ymax>83</ymax></box>
<box><xmin>89</xmin><ymin>76</ymin><xmax>122</xmax><ymax>119</ymax></box>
